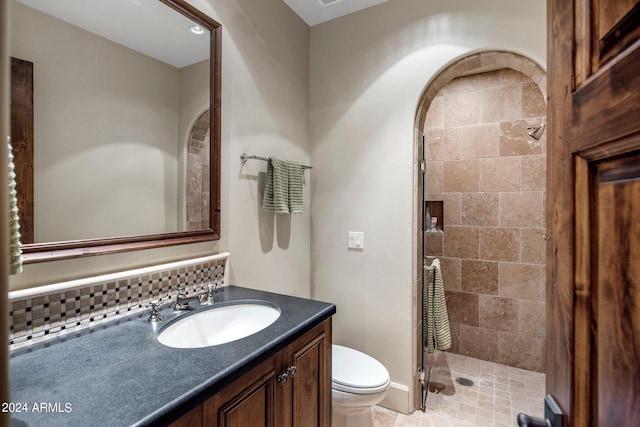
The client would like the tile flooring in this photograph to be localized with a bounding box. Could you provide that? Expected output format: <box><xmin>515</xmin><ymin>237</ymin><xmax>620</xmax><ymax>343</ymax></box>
<box><xmin>373</xmin><ymin>352</ymin><xmax>545</xmax><ymax>426</ymax></box>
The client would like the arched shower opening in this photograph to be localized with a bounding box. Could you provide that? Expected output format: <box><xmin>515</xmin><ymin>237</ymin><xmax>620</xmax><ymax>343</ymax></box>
<box><xmin>413</xmin><ymin>51</ymin><xmax>547</xmax><ymax>411</ymax></box>
<box><xmin>186</xmin><ymin>110</ymin><xmax>211</xmax><ymax>231</ymax></box>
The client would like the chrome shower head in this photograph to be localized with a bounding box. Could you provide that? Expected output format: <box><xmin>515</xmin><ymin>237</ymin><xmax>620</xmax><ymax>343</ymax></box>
<box><xmin>527</xmin><ymin>123</ymin><xmax>546</xmax><ymax>140</ymax></box>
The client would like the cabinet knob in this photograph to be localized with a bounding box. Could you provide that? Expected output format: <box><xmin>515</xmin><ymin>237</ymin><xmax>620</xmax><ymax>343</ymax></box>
<box><xmin>286</xmin><ymin>366</ymin><xmax>297</xmax><ymax>378</ymax></box>
<box><xmin>277</xmin><ymin>373</ymin><xmax>288</xmax><ymax>385</ymax></box>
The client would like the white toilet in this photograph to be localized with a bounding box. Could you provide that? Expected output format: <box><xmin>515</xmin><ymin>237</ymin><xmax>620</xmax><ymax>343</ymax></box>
<box><xmin>332</xmin><ymin>344</ymin><xmax>391</xmax><ymax>427</ymax></box>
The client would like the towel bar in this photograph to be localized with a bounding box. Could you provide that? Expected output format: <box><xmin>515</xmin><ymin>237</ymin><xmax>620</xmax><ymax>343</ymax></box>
<box><xmin>240</xmin><ymin>153</ymin><xmax>312</xmax><ymax>170</ymax></box>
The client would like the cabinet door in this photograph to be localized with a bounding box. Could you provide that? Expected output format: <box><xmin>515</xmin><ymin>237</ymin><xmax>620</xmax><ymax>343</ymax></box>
<box><xmin>281</xmin><ymin>319</ymin><xmax>332</xmax><ymax>427</ymax></box>
<box><xmin>204</xmin><ymin>354</ymin><xmax>280</xmax><ymax>427</ymax></box>
<box><xmin>169</xmin><ymin>405</ymin><xmax>203</xmax><ymax>427</ymax></box>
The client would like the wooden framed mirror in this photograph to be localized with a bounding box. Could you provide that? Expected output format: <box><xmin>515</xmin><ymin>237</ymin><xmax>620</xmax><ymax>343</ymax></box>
<box><xmin>9</xmin><ymin>0</ymin><xmax>221</xmax><ymax>263</ymax></box>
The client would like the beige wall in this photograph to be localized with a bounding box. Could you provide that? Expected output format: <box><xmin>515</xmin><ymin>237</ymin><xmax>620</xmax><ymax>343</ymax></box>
<box><xmin>310</xmin><ymin>0</ymin><xmax>546</xmax><ymax>412</ymax></box>
<box><xmin>10</xmin><ymin>0</ymin><xmax>311</xmax><ymax>299</ymax></box>
<box><xmin>197</xmin><ymin>0</ymin><xmax>312</xmax><ymax>298</ymax></box>
<box><xmin>424</xmin><ymin>69</ymin><xmax>546</xmax><ymax>372</ymax></box>
<box><xmin>11</xmin><ymin>2</ymin><xmax>182</xmax><ymax>241</ymax></box>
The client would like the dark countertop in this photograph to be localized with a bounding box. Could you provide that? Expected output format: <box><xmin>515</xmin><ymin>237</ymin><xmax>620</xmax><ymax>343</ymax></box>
<box><xmin>9</xmin><ymin>286</ymin><xmax>336</xmax><ymax>427</ymax></box>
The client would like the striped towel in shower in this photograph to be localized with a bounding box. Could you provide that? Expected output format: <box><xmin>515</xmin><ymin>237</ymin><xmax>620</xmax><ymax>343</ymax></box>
<box><xmin>262</xmin><ymin>158</ymin><xmax>304</xmax><ymax>214</ymax></box>
<box><xmin>424</xmin><ymin>258</ymin><xmax>451</xmax><ymax>352</ymax></box>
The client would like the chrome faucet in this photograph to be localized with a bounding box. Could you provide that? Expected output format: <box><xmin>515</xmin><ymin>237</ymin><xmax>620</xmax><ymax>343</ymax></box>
<box><xmin>199</xmin><ymin>283</ymin><xmax>217</xmax><ymax>305</ymax></box>
<box><xmin>174</xmin><ymin>287</ymin><xmax>192</xmax><ymax>311</ymax></box>
<box><xmin>146</xmin><ymin>298</ymin><xmax>166</xmax><ymax>322</ymax></box>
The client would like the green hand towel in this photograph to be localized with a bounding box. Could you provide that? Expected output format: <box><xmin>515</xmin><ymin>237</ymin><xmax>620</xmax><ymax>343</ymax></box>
<box><xmin>425</xmin><ymin>258</ymin><xmax>451</xmax><ymax>352</ymax></box>
<box><xmin>263</xmin><ymin>158</ymin><xmax>290</xmax><ymax>214</ymax></box>
<box><xmin>262</xmin><ymin>158</ymin><xmax>304</xmax><ymax>214</ymax></box>
<box><xmin>287</xmin><ymin>162</ymin><xmax>304</xmax><ymax>214</ymax></box>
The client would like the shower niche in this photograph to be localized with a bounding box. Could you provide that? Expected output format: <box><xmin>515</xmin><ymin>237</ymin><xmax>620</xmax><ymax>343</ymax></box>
<box><xmin>424</xmin><ymin>200</ymin><xmax>443</xmax><ymax>232</ymax></box>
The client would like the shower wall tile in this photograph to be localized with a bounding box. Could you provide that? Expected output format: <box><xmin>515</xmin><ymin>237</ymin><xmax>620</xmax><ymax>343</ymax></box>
<box><xmin>457</xmin><ymin>124</ymin><xmax>500</xmax><ymax>159</ymax></box>
<box><xmin>461</xmin><ymin>260</ymin><xmax>499</xmax><ymax>295</ymax></box>
<box><xmin>481</xmin><ymin>85</ymin><xmax>522</xmax><ymax>123</ymax></box>
<box><xmin>424</xmin><ymin>231</ymin><xmax>444</xmax><ymax>256</ymax></box>
<box><xmin>459</xmin><ymin>325</ymin><xmax>499</xmax><ymax>361</ymax></box>
<box><xmin>441</xmin><ymin>193</ymin><xmax>461</xmax><ymax>225</ymax></box>
<box><xmin>498</xmin><ymin>332</ymin><xmax>544</xmax><ymax>371</ymax></box>
<box><xmin>425</xmin><ymin>160</ymin><xmax>444</xmax><ymax>193</ymax></box>
<box><xmin>425</xmin><ymin>128</ymin><xmax>461</xmax><ymax>161</ymax></box>
<box><xmin>444</xmin><ymin>226</ymin><xmax>479</xmax><ymax>259</ymax></box>
<box><xmin>425</xmin><ymin>96</ymin><xmax>444</xmax><ymax>128</ymax></box>
<box><xmin>479</xmin><ymin>227</ymin><xmax>520</xmax><ymax>262</ymax></box>
<box><xmin>521</xmin><ymin>155</ymin><xmax>546</xmax><ymax>191</ymax></box>
<box><xmin>461</xmin><ymin>193</ymin><xmax>500</xmax><ymax>227</ymax></box>
<box><xmin>500</xmin><ymin>192</ymin><xmax>544</xmax><ymax>227</ymax></box>
<box><xmin>522</xmin><ymin>82</ymin><xmax>546</xmax><ymax>117</ymax></box>
<box><xmin>443</xmin><ymin>160</ymin><xmax>479</xmax><ymax>192</ymax></box>
<box><xmin>479</xmin><ymin>157</ymin><xmax>521</xmax><ymax>192</ymax></box>
<box><xmin>445</xmin><ymin>291</ymin><xmax>479</xmax><ymax>327</ymax></box>
<box><xmin>501</xmin><ymin>68</ymin><xmax>532</xmax><ymax>85</ymax></box>
<box><xmin>444</xmin><ymin>91</ymin><xmax>483</xmax><ymax>127</ymax></box>
<box><xmin>499</xmin><ymin>263</ymin><xmax>545</xmax><ymax>301</ymax></box>
<box><xmin>519</xmin><ymin>301</ymin><xmax>545</xmax><ymax>338</ymax></box>
<box><xmin>499</xmin><ymin>120</ymin><xmax>544</xmax><ymax>156</ymax></box>
<box><xmin>520</xmin><ymin>228</ymin><xmax>546</xmax><ymax>265</ymax></box>
<box><xmin>478</xmin><ymin>295</ymin><xmax>520</xmax><ymax>332</ymax></box>
<box><xmin>440</xmin><ymin>257</ymin><xmax>461</xmax><ymax>291</ymax></box>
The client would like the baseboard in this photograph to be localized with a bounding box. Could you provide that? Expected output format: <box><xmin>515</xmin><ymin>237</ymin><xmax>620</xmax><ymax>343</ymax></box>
<box><xmin>378</xmin><ymin>381</ymin><xmax>412</xmax><ymax>414</ymax></box>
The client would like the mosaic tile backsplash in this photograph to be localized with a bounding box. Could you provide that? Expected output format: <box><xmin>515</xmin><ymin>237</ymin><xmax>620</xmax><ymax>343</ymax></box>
<box><xmin>9</xmin><ymin>255</ymin><xmax>227</xmax><ymax>349</ymax></box>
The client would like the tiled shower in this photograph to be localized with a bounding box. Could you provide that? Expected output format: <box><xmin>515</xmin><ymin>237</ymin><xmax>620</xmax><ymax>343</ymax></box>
<box><xmin>423</xmin><ymin>66</ymin><xmax>547</xmax><ymax>372</ymax></box>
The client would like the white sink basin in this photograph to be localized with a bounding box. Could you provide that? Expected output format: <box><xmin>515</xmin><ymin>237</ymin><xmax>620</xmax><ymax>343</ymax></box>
<box><xmin>157</xmin><ymin>301</ymin><xmax>281</xmax><ymax>349</ymax></box>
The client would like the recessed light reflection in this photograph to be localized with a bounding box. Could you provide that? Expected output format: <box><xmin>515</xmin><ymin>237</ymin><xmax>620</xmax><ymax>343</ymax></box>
<box><xmin>189</xmin><ymin>25</ymin><xmax>205</xmax><ymax>35</ymax></box>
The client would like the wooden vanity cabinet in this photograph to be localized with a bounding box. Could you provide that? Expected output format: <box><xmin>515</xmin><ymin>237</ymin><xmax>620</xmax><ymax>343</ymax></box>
<box><xmin>171</xmin><ymin>318</ymin><xmax>331</xmax><ymax>427</ymax></box>
<box><xmin>280</xmin><ymin>318</ymin><xmax>332</xmax><ymax>427</ymax></box>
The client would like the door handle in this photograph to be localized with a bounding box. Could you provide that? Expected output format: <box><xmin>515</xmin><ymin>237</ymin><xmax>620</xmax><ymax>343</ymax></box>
<box><xmin>517</xmin><ymin>413</ymin><xmax>549</xmax><ymax>427</ymax></box>
<box><xmin>517</xmin><ymin>395</ymin><xmax>564</xmax><ymax>427</ymax></box>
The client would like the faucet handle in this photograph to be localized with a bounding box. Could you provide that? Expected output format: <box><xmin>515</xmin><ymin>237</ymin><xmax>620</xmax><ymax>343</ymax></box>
<box><xmin>146</xmin><ymin>297</ymin><xmax>167</xmax><ymax>322</ymax></box>
<box><xmin>199</xmin><ymin>283</ymin><xmax>217</xmax><ymax>305</ymax></box>
<box><xmin>174</xmin><ymin>287</ymin><xmax>192</xmax><ymax>311</ymax></box>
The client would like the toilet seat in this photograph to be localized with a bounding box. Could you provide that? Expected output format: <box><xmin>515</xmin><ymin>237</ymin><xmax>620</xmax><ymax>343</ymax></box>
<box><xmin>332</xmin><ymin>345</ymin><xmax>390</xmax><ymax>395</ymax></box>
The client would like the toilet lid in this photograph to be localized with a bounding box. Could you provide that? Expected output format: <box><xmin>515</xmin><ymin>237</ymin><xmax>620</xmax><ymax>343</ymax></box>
<box><xmin>332</xmin><ymin>345</ymin><xmax>390</xmax><ymax>394</ymax></box>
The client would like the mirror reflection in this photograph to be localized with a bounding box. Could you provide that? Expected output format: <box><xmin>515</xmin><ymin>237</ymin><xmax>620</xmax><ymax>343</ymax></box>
<box><xmin>10</xmin><ymin>0</ymin><xmax>215</xmax><ymax>246</ymax></box>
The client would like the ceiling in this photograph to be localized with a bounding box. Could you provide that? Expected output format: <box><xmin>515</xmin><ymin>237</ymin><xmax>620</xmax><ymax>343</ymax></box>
<box><xmin>15</xmin><ymin>0</ymin><xmax>209</xmax><ymax>68</ymax></box>
<box><xmin>13</xmin><ymin>0</ymin><xmax>388</xmax><ymax>69</ymax></box>
<box><xmin>283</xmin><ymin>0</ymin><xmax>389</xmax><ymax>26</ymax></box>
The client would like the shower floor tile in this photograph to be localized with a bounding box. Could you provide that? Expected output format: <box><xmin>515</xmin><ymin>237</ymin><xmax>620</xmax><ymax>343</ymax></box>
<box><xmin>373</xmin><ymin>353</ymin><xmax>545</xmax><ymax>427</ymax></box>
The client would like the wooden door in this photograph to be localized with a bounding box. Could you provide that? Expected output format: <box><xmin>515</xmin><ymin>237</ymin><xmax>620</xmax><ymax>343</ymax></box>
<box><xmin>281</xmin><ymin>320</ymin><xmax>332</xmax><ymax>427</ymax></box>
<box><xmin>547</xmin><ymin>0</ymin><xmax>640</xmax><ymax>426</ymax></box>
<box><xmin>10</xmin><ymin>57</ymin><xmax>34</xmax><ymax>243</ymax></box>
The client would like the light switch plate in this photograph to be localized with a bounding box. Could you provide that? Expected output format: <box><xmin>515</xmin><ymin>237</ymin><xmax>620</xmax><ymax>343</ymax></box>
<box><xmin>348</xmin><ymin>231</ymin><xmax>364</xmax><ymax>249</ymax></box>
